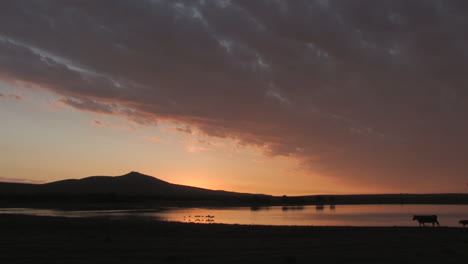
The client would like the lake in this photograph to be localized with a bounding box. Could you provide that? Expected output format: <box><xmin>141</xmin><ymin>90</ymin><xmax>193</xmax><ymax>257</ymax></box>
<box><xmin>1</xmin><ymin>204</ymin><xmax>468</xmax><ymax>227</ymax></box>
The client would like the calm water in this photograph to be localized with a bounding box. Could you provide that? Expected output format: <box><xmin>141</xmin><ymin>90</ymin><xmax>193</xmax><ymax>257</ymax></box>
<box><xmin>1</xmin><ymin>204</ymin><xmax>468</xmax><ymax>227</ymax></box>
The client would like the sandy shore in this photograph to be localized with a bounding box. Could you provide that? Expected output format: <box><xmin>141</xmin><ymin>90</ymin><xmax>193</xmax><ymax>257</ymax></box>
<box><xmin>1</xmin><ymin>214</ymin><xmax>467</xmax><ymax>263</ymax></box>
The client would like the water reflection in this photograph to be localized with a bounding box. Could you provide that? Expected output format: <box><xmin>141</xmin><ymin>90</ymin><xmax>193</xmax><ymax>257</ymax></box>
<box><xmin>282</xmin><ymin>206</ymin><xmax>304</xmax><ymax>211</ymax></box>
<box><xmin>1</xmin><ymin>204</ymin><xmax>468</xmax><ymax>227</ymax></box>
<box><xmin>250</xmin><ymin>206</ymin><xmax>271</xmax><ymax>211</ymax></box>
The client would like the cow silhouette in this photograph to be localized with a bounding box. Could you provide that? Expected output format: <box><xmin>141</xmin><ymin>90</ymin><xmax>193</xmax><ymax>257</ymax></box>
<box><xmin>459</xmin><ymin>220</ymin><xmax>468</xmax><ymax>227</ymax></box>
<box><xmin>413</xmin><ymin>215</ymin><xmax>440</xmax><ymax>226</ymax></box>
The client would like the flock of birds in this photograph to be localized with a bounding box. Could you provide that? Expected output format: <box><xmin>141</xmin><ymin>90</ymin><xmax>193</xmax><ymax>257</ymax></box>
<box><xmin>182</xmin><ymin>215</ymin><xmax>215</xmax><ymax>223</ymax></box>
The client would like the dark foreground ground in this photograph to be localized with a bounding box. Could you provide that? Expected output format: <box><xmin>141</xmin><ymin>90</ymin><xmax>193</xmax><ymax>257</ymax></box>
<box><xmin>1</xmin><ymin>215</ymin><xmax>467</xmax><ymax>264</ymax></box>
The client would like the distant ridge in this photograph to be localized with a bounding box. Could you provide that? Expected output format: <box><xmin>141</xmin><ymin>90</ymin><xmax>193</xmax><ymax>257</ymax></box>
<box><xmin>1</xmin><ymin>172</ymin><xmax>468</xmax><ymax>206</ymax></box>
<box><xmin>0</xmin><ymin>171</ymin><xmax>261</xmax><ymax>198</ymax></box>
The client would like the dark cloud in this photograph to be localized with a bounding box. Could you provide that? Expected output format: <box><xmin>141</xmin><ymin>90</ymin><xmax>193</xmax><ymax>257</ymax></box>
<box><xmin>60</xmin><ymin>97</ymin><xmax>157</xmax><ymax>125</ymax></box>
<box><xmin>61</xmin><ymin>97</ymin><xmax>116</xmax><ymax>114</ymax></box>
<box><xmin>93</xmin><ymin>119</ymin><xmax>103</xmax><ymax>126</ymax></box>
<box><xmin>1</xmin><ymin>0</ymin><xmax>468</xmax><ymax>192</ymax></box>
<box><xmin>176</xmin><ymin>127</ymin><xmax>193</xmax><ymax>134</ymax></box>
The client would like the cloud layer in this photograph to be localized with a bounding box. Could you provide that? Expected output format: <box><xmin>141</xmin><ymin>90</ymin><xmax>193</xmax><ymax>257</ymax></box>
<box><xmin>1</xmin><ymin>0</ymin><xmax>468</xmax><ymax>191</ymax></box>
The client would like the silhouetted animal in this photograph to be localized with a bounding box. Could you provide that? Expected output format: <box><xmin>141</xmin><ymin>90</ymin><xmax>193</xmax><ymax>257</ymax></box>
<box><xmin>413</xmin><ymin>215</ymin><xmax>439</xmax><ymax>226</ymax></box>
<box><xmin>459</xmin><ymin>220</ymin><xmax>468</xmax><ymax>227</ymax></box>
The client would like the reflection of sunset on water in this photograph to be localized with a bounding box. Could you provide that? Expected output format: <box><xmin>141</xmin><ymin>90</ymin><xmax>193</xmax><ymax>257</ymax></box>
<box><xmin>156</xmin><ymin>205</ymin><xmax>468</xmax><ymax>227</ymax></box>
<box><xmin>4</xmin><ymin>205</ymin><xmax>467</xmax><ymax>227</ymax></box>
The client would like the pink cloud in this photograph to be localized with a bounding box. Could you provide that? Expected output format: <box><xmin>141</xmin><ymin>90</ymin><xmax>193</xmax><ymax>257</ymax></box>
<box><xmin>144</xmin><ymin>136</ymin><xmax>164</xmax><ymax>143</ymax></box>
<box><xmin>0</xmin><ymin>177</ymin><xmax>44</xmax><ymax>184</ymax></box>
<box><xmin>92</xmin><ymin>119</ymin><xmax>136</xmax><ymax>132</ymax></box>
<box><xmin>197</xmin><ymin>139</ymin><xmax>212</xmax><ymax>145</ymax></box>
<box><xmin>0</xmin><ymin>93</ymin><xmax>22</xmax><ymax>100</ymax></box>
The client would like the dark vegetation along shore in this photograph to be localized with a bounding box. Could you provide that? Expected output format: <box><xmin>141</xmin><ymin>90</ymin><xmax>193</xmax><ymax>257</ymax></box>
<box><xmin>1</xmin><ymin>172</ymin><xmax>468</xmax><ymax>209</ymax></box>
<box><xmin>1</xmin><ymin>214</ymin><xmax>468</xmax><ymax>264</ymax></box>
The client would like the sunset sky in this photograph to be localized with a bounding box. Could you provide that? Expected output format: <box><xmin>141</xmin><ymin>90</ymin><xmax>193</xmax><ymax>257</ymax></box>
<box><xmin>1</xmin><ymin>0</ymin><xmax>468</xmax><ymax>195</ymax></box>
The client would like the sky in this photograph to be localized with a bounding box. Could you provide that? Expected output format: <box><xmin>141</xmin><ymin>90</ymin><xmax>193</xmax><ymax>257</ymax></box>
<box><xmin>1</xmin><ymin>0</ymin><xmax>468</xmax><ymax>195</ymax></box>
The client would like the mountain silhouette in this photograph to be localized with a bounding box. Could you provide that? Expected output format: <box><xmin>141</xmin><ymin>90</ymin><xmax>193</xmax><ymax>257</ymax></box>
<box><xmin>0</xmin><ymin>171</ymin><xmax>258</xmax><ymax>198</ymax></box>
<box><xmin>5</xmin><ymin>172</ymin><xmax>467</xmax><ymax>205</ymax></box>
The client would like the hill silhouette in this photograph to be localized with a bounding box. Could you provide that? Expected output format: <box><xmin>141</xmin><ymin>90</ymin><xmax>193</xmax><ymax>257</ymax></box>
<box><xmin>1</xmin><ymin>172</ymin><xmax>468</xmax><ymax>206</ymax></box>
<box><xmin>0</xmin><ymin>171</ymin><xmax>261</xmax><ymax>198</ymax></box>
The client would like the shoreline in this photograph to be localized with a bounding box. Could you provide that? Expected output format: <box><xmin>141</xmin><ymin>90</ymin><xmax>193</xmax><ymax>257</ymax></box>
<box><xmin>2</xmin><ymin>200</ymin><xmax>468</xmax><ymax>211</ymax></box>
<box><xmin>2</xmin><ymin>204</ymin><xmax>467</xmax><ymax>228</ymax></box>
<box><xmin>1</xmin><ymin>214</ymin><xmax>467</xmax><ymax>263</ymax></box>
<box><xmin>1</xmin><ymin>192</ymin><xmax>468</xmax><ymax>209</ymax></box>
